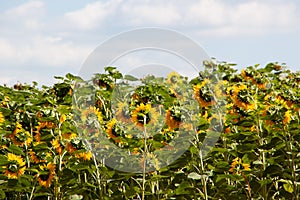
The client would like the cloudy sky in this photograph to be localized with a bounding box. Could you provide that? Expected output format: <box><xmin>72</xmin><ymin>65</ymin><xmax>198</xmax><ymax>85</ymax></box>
<box><xmin>1</xmin><ymin>0</ymin><xmax>300</xmax><ymax>86</ymax></box>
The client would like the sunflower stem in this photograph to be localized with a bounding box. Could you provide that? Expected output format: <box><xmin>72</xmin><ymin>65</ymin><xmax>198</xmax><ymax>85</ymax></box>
<box><xmin>142</xmin><ymin>115</ymin><xmax>147</xmax><ymax>200</ymax></box>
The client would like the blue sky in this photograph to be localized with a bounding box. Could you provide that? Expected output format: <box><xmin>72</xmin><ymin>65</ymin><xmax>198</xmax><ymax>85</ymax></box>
<box><xmin>1</xmin><ymin>0</ymin><xmax>300</xmax><ymax>86</ymax></box>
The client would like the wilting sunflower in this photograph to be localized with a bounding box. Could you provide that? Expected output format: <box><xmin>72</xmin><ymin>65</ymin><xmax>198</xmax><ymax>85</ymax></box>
<box><xmin>3</xmin><ymin>153</ymin><xmax>26</xmax><ymax>179</ymax></box>
<box><xmin>116</xmin><ymin>102</ymin><xmax>131</xmax><ymax>123</ymax></box>
<box><xmin>38</xmin><ymin>163</ymin><xmax>55</xmax><ymax>187</ymax></box>
<box><xmin>229</xmin><ymin>157</ymin><xmax>251</xmax><ymax>174</ymax></box>
<box><xmin>229</xmin><ymin>84</ymin><xmax>255</xmax><ymax>111</ymax></box>
<box><xmin>131</xmin><ymin>103</ymin><xmax>158</xmax><ymax>127</ymax></box>
<box><xmin>165</xmin><ymin>106</ymin><xmax>181</xmax><ymax>130</ymax></box>
<box><xmin>193</xmin><ymin>79</ymin><xmax>215</xmax><ymax>108</ymax></box>
<box><xmin>0</xmin><ymin>112</ymin><xmax>4</xmax><ymax>125</ymax></box>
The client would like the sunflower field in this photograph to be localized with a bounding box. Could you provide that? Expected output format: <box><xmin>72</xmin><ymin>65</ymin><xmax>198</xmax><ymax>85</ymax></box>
<box><xmin>0</xmin><ymin>61</ymin><xmax>299</xmax><ymax>199</ymax></box>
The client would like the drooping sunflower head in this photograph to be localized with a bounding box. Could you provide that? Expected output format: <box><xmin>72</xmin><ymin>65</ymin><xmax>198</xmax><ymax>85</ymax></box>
<box><xmin>38</xmin><ymin>163</ymin><xmax>56</xmax><ymax>187</ymax></box>
<box><xmin>193</xmin><ymin>79</ymin><xmax>215</xmax><ymax>108</ymax></box>
<box><xmin>3</xmin><ymin>153</ymin><xmax>26</xmax><ymax>179</ymax></box>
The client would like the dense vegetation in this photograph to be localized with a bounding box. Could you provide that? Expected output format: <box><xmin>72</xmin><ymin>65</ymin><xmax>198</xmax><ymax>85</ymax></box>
<box><xmin>0</xmin><ymin>61</ymin><xmax>299</xmax><ymax>199</ymax></box>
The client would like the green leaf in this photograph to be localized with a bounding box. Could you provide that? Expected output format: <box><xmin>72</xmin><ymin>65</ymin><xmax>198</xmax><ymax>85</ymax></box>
<box><xmin>283</xmin><ymin>182</ymin><xmax>294</xmax><ymax>193</ymax></box>
<box><xmin>187</xmin><ymin>172</ymin><xmax>202</xmax><ymax>180</ymax></box>
<box><xmin>124</xmin><ymin>75</ymin><xmax>138</xmax><ymax>81</ymax></box>
<box><xmin>7</xmin><ymin>144</ymin><xmax>24</xmax><ymax>156</ymax></box>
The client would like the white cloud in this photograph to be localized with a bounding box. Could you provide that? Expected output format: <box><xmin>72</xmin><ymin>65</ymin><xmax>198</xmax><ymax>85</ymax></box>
<box><xmin>1</xmin><ymin>1</ymin><xmax>45</xmax><ymax>31</ymax></box>
<box><xmin>0</xmin><ymin>38</ymin><xmax>15</xmax><ymax>61</ymax></box>
<box><xmin>1</xmin><ymin>0</ymin><xmax>300</xmax><ymax>85</ymax></box>
<box><xmin>121</xmin><ymin>1</ymin><xmax>181</xmax><ymax>26</ymax></box>
<box><xmin>188</xmin><ymin>0</ymin><xmax>299</xmax><ymax>36</ymax></box>
<box><xmin>64</xmin><ymin>0</ymin><xmax>122</xmax><ymax>30</ymax></box>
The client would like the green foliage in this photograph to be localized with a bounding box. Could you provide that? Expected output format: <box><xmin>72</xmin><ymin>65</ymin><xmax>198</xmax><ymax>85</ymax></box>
<box><xmin>0</xmin><ymin>62</ymin><xmax>299</xmax><ymax>199</ymax></box>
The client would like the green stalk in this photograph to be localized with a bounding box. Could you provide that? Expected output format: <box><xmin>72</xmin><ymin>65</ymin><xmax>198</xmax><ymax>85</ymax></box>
<box><xmin>142</xmin><ymin>115</ymin><xmax>148</xmax><ymax>200</ymax></box>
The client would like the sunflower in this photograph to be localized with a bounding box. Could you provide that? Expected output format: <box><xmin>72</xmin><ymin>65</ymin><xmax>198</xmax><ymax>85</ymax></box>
<box><xmin>131</xmin><ymin>103</ymin><xmax>155</xmax><ymax>127</ymax></box>
<box><xmin>3</xmin><ymin>153</ymin><xmax>26</xmax><ymax>179</ymax></box>
<box><xmin>229</xmin><ymin>157</ymin><xmax>251</xmax><ymax>174</ymax></box>
<box><xmin>166</xmin><ymin>71</ymin><xmax>183</xmax><ymax>85</ymax></box>
<box><xmin>59</xmin><ymin>114</ymin><xmax>67</xmax><ymax>123</ymax></box>
<box><xmin>283</xmin><ymin>110</ymin><xmax>292</xmax><ymax>125</ymax></box>
<box><xmin>62</xmin><ymin>132</ymin><xmax>77</xmax><ymax>140</ymax></box>
<box><xmin>29</xmin><ymin>150</ymin><xmax>51</xmax><ymax>164</ymax></box>
<box><xmin>116</xmin><ymin>102</ymin><xmax>131</xmax><ymax>123</ymax></box>
<box><xmin>38</xmin><ymin>163</ymin><xmax>55</xmax><ymax>187</ymax></box>
<box><xmin>0</xmin><ymin>112</ymin><xmax>5</xmax><ymax>125</ymax></box>
<box><xmin>241</xmin><ymin>69</ymin><xmax>265</xmax><ymax>89</ymax></box>
<box><xmin>193</xmin><ymin>79</ymin><xmax>215</xmax><ymax>107</ymax></box>
<box><xmin>165</xmin><ymin>106</ymin><xmax>181</xmax><ymax>130</ymax></box>
<box><xmin>106</xmin><ymin>118</ymin><xmax>117</xmax><ymax>139</ymax></box>
<box><xmin>1</xmin><ymin>96</ymin><xmax>9</xmax><ymax>107</ymax></box>
<box><xmin>81</xmin><ymin>106</ymin><xmax>103</xmax><ymax>123</ymax></box>
<box><xmin>51</xmin><ymin>139</ymin><xmax>63</xmax><ymax>155</ymax></box>
<box><xmin>66</xmin><ymin>142</ymin><xmax>77</xmax><ymax>154</ymax></box>
<box><xmin>34</xmin><ymin>121</ymin><xmax>56</xmax><ymax>142</ymax></box>
<box><xmin>8</xmin><ymin>122</ymin><xmax>32</xmax><ymax>146</ymax></box>
<box><xmin>75</xmin><ymin>151</ymin><xmax>92</xmax><ymax>161</ymax></box>
<box><xmin>229</xmin><ymin>84</ymin><xmax>255</xmax><ymax>111</ymax></box>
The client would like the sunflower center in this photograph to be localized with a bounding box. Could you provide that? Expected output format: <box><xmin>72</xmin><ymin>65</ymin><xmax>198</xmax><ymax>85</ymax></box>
<box><xmin>136</xmin><ymin>112</ymin><xmax>151</xmax><ymax>125</ymax></box>
<box><xmin>39</xmin><ymin>173</ymin><xmax>51</xmax><ymax>181</ymax></box>
<box><xmin>199</xmin><ymin>87</ymin><xmax>213</xmax><ymax>103</ymax></box>
<box><xmin>8</xmin><ymin>164</ymin><xmax>19</xmax><ymax>173</ymax></box>
<box><xmin>237</xmin><ymin>90</ymin><xmax>251</xmax><ymax>104</ymax></box>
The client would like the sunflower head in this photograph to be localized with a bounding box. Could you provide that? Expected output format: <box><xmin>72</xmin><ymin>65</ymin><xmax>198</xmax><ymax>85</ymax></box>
<box><xmin>131</xmin><ymin>103</ymin><xmax>153</xmax><ymax>127</ymax></box>
<box><xmin>38</xmin><ymin>163</ymin><xmax>55</xmax><ymax>187</ymax></box>
<box><xmin>229</xmin><ymin>157</ymin><xmax>251</xmax><ymax>174</ymax></box>
<box><xmin>230</xmin><ymin>84</ymin><xmax>255</xmax><ymax>110</ymax></box>
<box><xmin>51</xmin><ymin>139</ymin><xmax>63</xmax><ymax>155</ymax></box>
<box><xmin>165</xmin><ymin>106</ymin><xmax>182</xmax><ymax>130</ymax></box>
<box><xmin>9</xmin><ymin>127</ymin><xmax>32</xmax><ymax>147</ymax></box>
<box><xmin>166</xmin><ymin>71</ymin><xmax>183</xmax><ymax>85</ymax></box>
<box><xmin>75</xmin><ymin>151</ymin><xmax>93</xmax><ymax>161</ymax></box>
<box><xmin>3</xmin><ymin>153</ymin><xmax>26</xmax><ymax>179</ymax></box>
<box><xmin>193</xmin><ymin>79</ymin><xmax>215</xmax><ymax>107</ymax></box>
